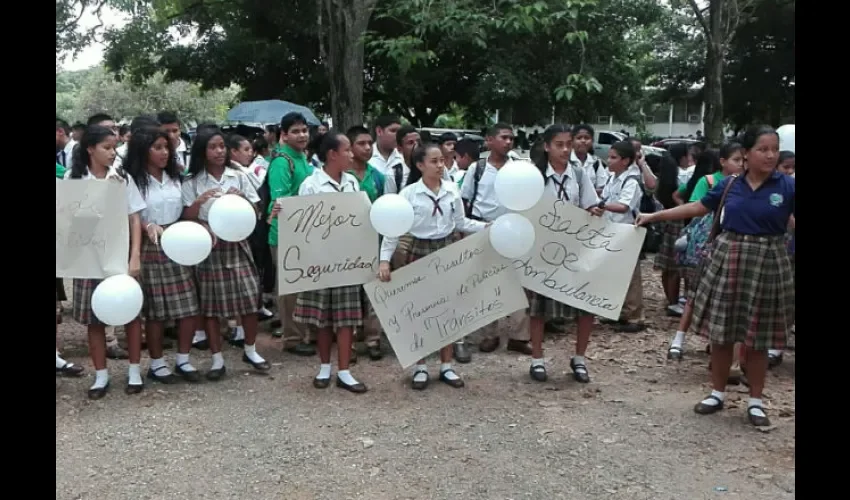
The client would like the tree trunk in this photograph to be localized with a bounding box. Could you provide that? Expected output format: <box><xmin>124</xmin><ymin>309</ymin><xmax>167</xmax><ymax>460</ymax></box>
<box><xmin>703</xmin><ymin>42</ymin><xmax>725</xmax><ymax>146</ymax></box>
<box><xmin>322</xmin><ymin>0</ymin><xmax>377</xmax><ymax>130</ymax></box>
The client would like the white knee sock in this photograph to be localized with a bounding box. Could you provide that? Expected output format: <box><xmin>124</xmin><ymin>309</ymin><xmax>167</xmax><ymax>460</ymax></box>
<box><xmin>90</xmin><ymin>369</ymin><xmax>109</xmax><ymax>390</ymax></box>
<box><xmin>128</xmin><ymin>364</ymin><xmax>142</xmax><ymax>385</ymax></box>
<box><xmin>413</xmin><ymin>363</ymin><xmax>428</xmax><ymax>383</ymax></box>
<box><xmin>244</xmin><ymin>344</ymin><xmax>265</xmax><ymax>363</ymax></box>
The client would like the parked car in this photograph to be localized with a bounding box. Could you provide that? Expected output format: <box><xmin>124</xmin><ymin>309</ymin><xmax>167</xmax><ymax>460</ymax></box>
<box><xmin>595</xmin><ymin>130</ymin><xmax>665</xmax><ymax>162</ymax></box>
<box><xmin>650</xmin><ymin>137</ymin><xmax>703</xmax><ymax>150</ymax></box>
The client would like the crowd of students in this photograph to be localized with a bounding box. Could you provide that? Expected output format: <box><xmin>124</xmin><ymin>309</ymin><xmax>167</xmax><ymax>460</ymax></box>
<box><xmin>56</xmin><ymin>111</ymin><xmax>794</xmax><ymax>428</ymax></box>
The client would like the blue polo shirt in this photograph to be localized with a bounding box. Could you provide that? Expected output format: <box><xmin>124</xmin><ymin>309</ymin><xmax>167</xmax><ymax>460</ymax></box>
<box><xmin>701</xmin><ymin>170</ymin><xmax>795</xmax><ymax>236</ymax></box>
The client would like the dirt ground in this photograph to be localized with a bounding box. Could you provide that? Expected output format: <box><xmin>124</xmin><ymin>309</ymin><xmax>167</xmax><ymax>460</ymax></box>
<box><xmin>56</xmin><ymin>259</ymin><xmax>795</xmax><ymax>500</ymax></box>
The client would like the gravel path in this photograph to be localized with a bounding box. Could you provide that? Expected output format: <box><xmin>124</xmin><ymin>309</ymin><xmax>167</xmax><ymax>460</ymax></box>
<box><xmin>56</xmin><ymin>260</ymin><xmax>795</xmax><ymax>500</ymax></box>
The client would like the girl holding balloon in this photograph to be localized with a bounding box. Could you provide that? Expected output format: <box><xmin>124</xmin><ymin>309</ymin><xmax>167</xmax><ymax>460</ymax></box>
<box><xmin>124</xmin><ymin>126</ymin><xmax>203</xmax><ymax>383</ymax></box>
<box><xmin>527</xmin><ymin>124</ymin><xmax>601</xmax><ymax>383</ymax></box>
<box><xmin>181</xmin><ymin>129</ymin><xmax>270</xmax><ymax>380</ymax></box>
<box><xmin>65</xmin><ymin>125</ymin><xmax>147</xmax><ymax>399</ymax></box>
<box><xmin>378</xmin><ymin>143</ymin><xmax>488</xmax><ymax>390</ymax></box>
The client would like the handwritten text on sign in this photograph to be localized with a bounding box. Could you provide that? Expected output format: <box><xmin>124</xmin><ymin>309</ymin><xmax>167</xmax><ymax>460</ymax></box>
<box><xmin>277</xmin><ymin>192</ymin><xmax>379</xmax><ymax>294</ymax></box>
<box><xmin>56</xmin><ymin>179</ymin><xmax>130</xmax><ymax>279</ymax></box>
<box><xmin>513</xmin><ymin>196</ymin><xmax>646</xmax><ymax>320</ymax></box>
<box><xmin>364</xmin><ymin>231</ymin><xmax>528</xmax><ymax>369</ymax></box>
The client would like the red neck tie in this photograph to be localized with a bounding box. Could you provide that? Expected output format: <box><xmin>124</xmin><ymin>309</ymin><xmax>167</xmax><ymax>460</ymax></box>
<box><xmin>427</xmin><ymin>195</ymin><xmax>443</xmax><ymax>216</ymax></box>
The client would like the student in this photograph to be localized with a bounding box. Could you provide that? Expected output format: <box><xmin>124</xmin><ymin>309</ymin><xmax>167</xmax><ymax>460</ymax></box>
<box><xmin>438</xmin><ymin>132</ymin><xmax>459</xmax><ymax>177</ymax></box>
<box><xmin>369</xmin><ymin>115</ymin><xmax>403</xmax><ymax>176</ymax></box>
<box><xmin>56</xmin><ymin>118</ymin><xmax>76</xmax><ymax>168</ymax></box>
<box><xmin>113</xmin><ymin>115</ymin><xmax>161</xmax><ymax>169</ymax></box>
<box><xmin>637</xmin><ymin>126</ymin><xmax>794</xmax><ymax>427</ymax></box>
<box><xmin>266</xmin><ymin>112</ymin><xmax>315</xmax><ymax>355</ymax></box>
<box><xmin>181</xmin><ymin>129</ymin><xmax>271</xmax><ymax>380</ymax></box>
<box><xmin>527</xmin><ymin>125</ymin><xmax>601</xmax><ymax>382</ymax></box>
<box><xmin>776</xmin><ymin>151</ymin><xmax>795</xmax><ymax>176</ymax></box>
<box><xmin>462</xmin><ymin>123</ymin><xmax>532</xmax><ymax>358</ymax></box>
<box><xmin>346</xmin><ymin>125</ymin><xmax>387</xmax><ymax>361</ymax></box>
<box><xmin>667</xmin><ymin>145</ymin><xmax>744</xmax><ymax>360</ymax></box>
<box><xmin>599</xmin><ymin>141</ymin><xmax>645</xmax><ymax>333</ymax></box>
<box><xmin>653</xmin><ymin>151</ymin><xmax>687</xmax><ymax>317</ymax></box>
<box><xmin>382</xmin><ymin>125</ymin><xmax>421</xmax><ymax>195</ymax></box>
<box><xmin>378</xmin><ymin>143</ymin><xmax>488</xmax><ymax>390</ymax></box>
<box><xmin>769</xmin><ymin>150</ymin><xmax>796</xmax><ymax>368</ymax></box>
<box><xmin>65</xmin><ymin>125</ymin><xmax>146</xmax><ymax>398</ymax></box>
<box><xmin>122</xmin><ymin>127</ymin><xmax>202</xmax><ymax>382</ymax></box>
<box><xmin>452</xmin><ymin>138</ymin><xmax>480</xmax><ymax>186</ymax></box>
<box><xmin>571</xmin><ymin>124</ymin><xmax>609</xmax><ymax>195</ymax></box>
<box><xmin>158</xmin><ymin>111</ymin><xmax>189</xmax><ymax>168</ymax></box>
<box><xmin>291</xmin><ymin>132</ymin><xmax>368</xmax><ymax>393</ymax></box>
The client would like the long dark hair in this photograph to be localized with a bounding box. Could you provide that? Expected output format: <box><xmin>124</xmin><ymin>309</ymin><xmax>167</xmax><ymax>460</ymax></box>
<box><xmin>188</xmin><ymin>129</ymin><xmax>230</xmax><ymax>177</ymax></box>
<box><xmin>656</xmin><ymin>152</ymin><xmax>685</xmax><ymax>209</ymax></box>
<box><xmin>532</xmin><ymin>124</ymin><xmax>571</xmax><ymax>178</ymax></box>
<box><xmin>682</xmin><ymin>149</ymin><xmax>721</xmax><ymax>202</ymax></box>
<box><xmin>69</xmin><ymin>125</ymin><xmax>120</xmax><ymax>179</ymax></box>
<box><xmin>406</xmin><ymin>143</ymin><xmax>441</xmax><ymax>186</ymax></box>
<box><xmin>123</xmin><ymin>126</ymin><xmax>180</xmax><ymax>196</ymax></box>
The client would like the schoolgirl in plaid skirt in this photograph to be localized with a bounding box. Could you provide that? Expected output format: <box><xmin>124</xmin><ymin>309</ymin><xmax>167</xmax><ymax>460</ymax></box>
<box><xmin>290</xmin><ymin>133</ymin><xmax>370</xmax><ymax>393</ymax></box>
<box><xmin>124</xmin><ymin>127</ymin><xmax>203</xmax><ymax>384</ymax></box>
<box><xmin>378</xmin><ymin>143</ymin><xmax>487</xmax><ymax>390</ymax></box>
<box><xmin>181</xmin><ymin>129</ymin><xmax>270</xmax><ymax>381</ymax></box>
<box><xmin>525</xmin><ymin>125</ymin><xmax>603</xmax><ymax>384</ymax></box>
<box><xmin>65</xmin><ymin>125</ymin><xmax>147</xmax><ymax>399</ymax></box>
<box><xmin>637</xmin><ymin>126</ymin><xmax>795</xmax><ymax>428</ymax></box>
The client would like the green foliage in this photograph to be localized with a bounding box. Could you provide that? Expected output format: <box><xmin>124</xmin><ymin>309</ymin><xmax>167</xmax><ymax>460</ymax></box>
<box><xmin>55</xmin><ymin>66</ymin><xmax>239</xmax><ymax>123</ymax></box>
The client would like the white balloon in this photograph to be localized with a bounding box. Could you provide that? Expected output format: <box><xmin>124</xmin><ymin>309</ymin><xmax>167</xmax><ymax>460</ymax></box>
<box><xmin>91</xmin><ymin>274</ymin><xmax>144</xmax><ymax>326</ymax></box>
<box><xmin>161</xmin><ymin>221</ymin><xmax>213</xmax><ymax>266</ymax></box>
<box><xmin>370</xmin><ymin>194</ymin><xmax>414</xmax><ymax>238</ymax></box>
<box><xmin>489</xmin><ymin>213</ymin><xmax>536</xmax><ymax>259</ymax></box>
<box><xmin>494</xmin><ymin>160</ymin><xmax>545</xmax><ymax>211</ymax></box>
<box><xmin>777</xmin><ymin>124</ymin><xmax>795</xmax><ymax>153</ymax></box>
<box><xmin>208</xmin><ymin>194</ymin><xmax>257</xmax><ymax>242</ymax></box>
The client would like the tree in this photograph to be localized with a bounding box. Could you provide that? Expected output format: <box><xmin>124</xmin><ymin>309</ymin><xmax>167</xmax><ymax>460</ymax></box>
<box><xmin>56</xmin><ymin>66</ymin><xmax>239</xmax><ymax>123</ymax></box>
<box><xmin>685</xmin><ymin>0</ymin><xmax>758</xmax><ymax>145</ymax></box>
<box><xmin>56</xmin><ymin>0</ymin><xmax>109</xmax><ymax>63</ymax></box>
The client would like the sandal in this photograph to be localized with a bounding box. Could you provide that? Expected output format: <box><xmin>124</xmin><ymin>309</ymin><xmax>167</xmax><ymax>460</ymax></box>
<box><xmin>411</xmin><ymin>369</ymin><xmax>429</xmax><ymax>390</ymax></box>
<box><xmin>747</xmin><ymin>406</ymin><xmax>771</xmax><ymax>427</ymax></box>
<box><xmin>667</xmin><ymin>346</ymin><xmax>684</xmax><ymax>361</ymax></box>
<box><xmin>529</xmin><ymin>364</ymin><xmax>548</xmax><ymax>382</ymax></box>
<box><xmin>693</xmin><ymin>395</ymin><xmax>724</xmax><ymax>415</ymax></box>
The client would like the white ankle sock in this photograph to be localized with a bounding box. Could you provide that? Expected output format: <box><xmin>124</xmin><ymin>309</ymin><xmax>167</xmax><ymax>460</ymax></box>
<box><xmin>128</xmin><ymin>364</ymin><xmax>142</xmax><ymax>385</ymax></box>
<box><xmin>440</xmin><ymin>363</ymin><xmax>460</xmax><ymax>380</ymax></box>
<box><xmin>259</xmin><ymin>307</ymin><xmax>273</xmax><ymax>316</ymax></box>
<box><xmin>531</xmin><ymin>357</ymin><xmax>544</xmax><ymax>368</ymax></box>
<box><xmin>748</xmin><ymin>398</ymin><xmax>766</xmax><ymax>417</ymax></box>
<box><xmin>768</xmin><ymin>349</ymin><xmax>782</xmax><ymax>357</ymax></box>
<box><xmin>572</xmin><ymin>355</ymin><xmax>587</xmax><ymax>374</ymax></box>
<box><xmin>337</xmin><ymin>369</ymin><xmax>359</xmax><ymax>385</ymax></box>
<box><xmin>671</xmin><ymin>331</ymin><xmax>685</xmax><ymax>349</ymax></box>
<box><xmin>91</xmin><ymin>368</ymin><xmax>109</xmax><ymax>390</ymax></box>
<box><xmin>234</xmin><ymin>326</ymin><xmax>245</xmax><ymax>341</ymax></box>
<box><xmin>149</xmin><ymin>357</ymin><xmax>171</xmax><ymax>376</ymax></box>
<box><xmin>413</xmin><ymin>363</ymin><xmax>428</xmax><ymax>383</ymax></box>
<box><xmin>210</xmin><ymin>352</ymin><xmax>225</xmax><ymax>370</ymax></box>
<box><xmin>227</xmin><ymin>319</ymin><xmax>237</xmax><ymax>328</ymax></box>
<box><xmin>56</xmin><ymin>351</ymin><xmax>68</xmax><ymax>369</ymax></box>
<box><xmin>317</xmin><ymin>363</ymin><xmax>332</xmax><ymax>379</ymax></box>
<box><xmin>701</xmin><ymin>389</ymin><xmax>725</xmax><ymax>407</ymax></box>
<box><xmin>193</xmin><ymin>330</ymin><xmax>207</xmax><ymax>343</ymax></box>
<box><xmin>244</xmin><ymin>344</ymin><xmax>265</xmax><ymax>363</ymax></box>
<box><xmin>175</xmin><ymin>353</ymin><xmax>196</xmax><ymax>372</ymax></box>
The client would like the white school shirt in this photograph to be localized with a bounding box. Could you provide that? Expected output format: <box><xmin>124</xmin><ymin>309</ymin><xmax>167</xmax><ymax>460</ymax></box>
<box><xmin>56</xmin><ymin>139</ymin><xmax>77</xmax><ymax>168</ymax></box>
<box><xmin>64</xmin><ymin>166</ymin><xmax>147</xmax><ymax>215</ymax></box>
<box><xmin>298</xmin><ymin>168</ymin><xmax>360</xmax><ymax>196</ymax></box>
<box><xmin>370</xmin><ymin>144</ymin><xmax>403</xmax><ymax>177</ymax></box>
<box><xmin>459</xmin><ymin>158</ymin><xmax>514</xmax><ymax>222</ymax></box>
<box><xmin>571</xmin><ymin>151</ymin><xmax>609</xmax><ymax>191</ymax></box>
<box><xmin>600</xmin><ymin>164</ymin><xmax>643</xmax><ymax>225</ymax></box>
<box><xmin>379</xmin><ymin>179</ymin><xmax>487</xmax><ymax>262</ymax></box>
<box><xmin>382</xmin><ymin>159</ymin><xmax>410</xmax><ymax>194</ymax></box>
<box><xmin>140</xmin><ymin>171</ymin><xmax>184</xmax><ymax>226</ymax></box>
<box><xmin>232</xmin><ymin>161</ymin><xmax>262</xmax><ymax>191</ymax></box>
<box><xmin>544</xmin><ymin>163</ymin><xmax>600</xmax><ymax>209</ymax></box>
<box><xmin>180</xmin><ymin>168</ymin><xmax>260</xmax><ymax>222</ymax></box>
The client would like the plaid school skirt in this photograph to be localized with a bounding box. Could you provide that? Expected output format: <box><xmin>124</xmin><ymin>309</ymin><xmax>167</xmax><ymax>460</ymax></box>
<box><xmin>140</xmin><ymin>236</ymin><xmax>200</xmax><ymax>321</ymax></box>
<box><xmin>72</xmin><ymin>278</ymin><xmax>107</xmax><ymax>326</ymax></box>
<box><xmin>195</xmin><ymin>239</ymin><xmax>261</xmax><ymax>318</ymax></box>
<box><xmin>682</xmin><ymin>264</ymin><xmax>702</xmax><ymax>300</ymax></box>
<box><xmin>405</xmin><ymin>235</ymin><xmax>454</xmax><ymax>264</ymax></box>
<box><xmin>527</xmin><ymin>291</ymin><xmax>581</xmax><ymax>320</ymax></box>
<box><xmin>691</xmin><ymin>232</ymin><xmax>794</xmax><ymax>350</ymax></box>
<box><xmin>653</xmin><ymin>219</ymin><xmax>685</xmax><ymax>271</ymax></box>
<box><xmin>294</xmin><ymin>285</ymin><xmax>364</xmax><ymax>329</ymax></box>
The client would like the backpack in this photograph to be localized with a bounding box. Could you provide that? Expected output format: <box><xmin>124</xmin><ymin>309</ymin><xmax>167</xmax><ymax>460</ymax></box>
<box><xmin>676</xmin><ymin>175</ymin><xmax>738</xmax><ymax>267</ymax></box>
<box><xmin>257</xmin><ymin>150</ymin><xmax>295</xmax><ymax>217</ymax></box>
<box><xmin>461</xmin><ymin>158</ymin><xmax>487</xmax><ymax>218</ymax></box>
<box><xmin>620</xmin><ymin>174</ymin><xmax>662</xmax><ymax>252</ymax></box>
<box><xmin>371</xmin><ymin>168</ymin><xmax>385</xmax><ymax>197</ymax></box>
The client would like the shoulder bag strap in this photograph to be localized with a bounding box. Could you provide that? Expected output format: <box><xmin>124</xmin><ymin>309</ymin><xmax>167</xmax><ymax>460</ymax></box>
<box><xmin>707</xmin><ymin>174</ymin><xmax>739</xmax><ymax>243</ymax></box>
